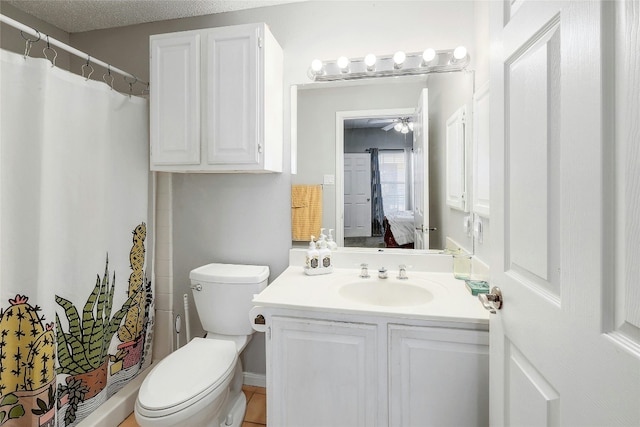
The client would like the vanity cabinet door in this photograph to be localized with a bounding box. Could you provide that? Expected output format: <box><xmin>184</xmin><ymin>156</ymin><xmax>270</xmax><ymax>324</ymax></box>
<box><xmin>388</xmin><ymin>325</ymin><xmax>489</xmax><ymax>427</ymax></box>
<box><xmin>269</xmin><ymin>316</ymin><xmax>378</xmax><ymax>427</ymax></box>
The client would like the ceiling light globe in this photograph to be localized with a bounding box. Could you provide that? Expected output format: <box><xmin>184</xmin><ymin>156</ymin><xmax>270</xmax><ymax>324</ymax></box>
<box><xmin>422</xmin><ymin>48</ymin><xmax>436</xmax><ymax>63</ymax></box>
<box><xmin>394</xmin><ymin>122</ymin><xmax>403</xmax><ymax>132</ymax></box>
<box><xmin>364</xmin><ymin>54</ymin><xmax>377</xmax><ymax>68</ymax></box>
<box><xmin>393</xmin><ymin>51</ymin><xmax>406</xmax><ymax>66</ymax></box>
<box><xmin>311</xmin><ymin>59</ymin><xmax>323</xmax><ymax>73</ymax></box>
<box><xmin>401</xmin><ymin>125</ymin><xmax>409</xmax><ymax>134</ymax></box>
<box><xmin>337</xmin><ymin>56</ymin><xmax>350</xmax><ymax>70</ymax></box>
<box><xmin>453</xmin><ymin>46</ymin><xmax>467</xmax><ymax>60</ymax></box>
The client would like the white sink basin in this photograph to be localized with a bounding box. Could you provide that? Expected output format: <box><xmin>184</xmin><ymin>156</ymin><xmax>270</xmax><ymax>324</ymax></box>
<box><xmin>338</xmin><ymin>279</ymin><xmax>434</xmax><ymax>307</ymax></box>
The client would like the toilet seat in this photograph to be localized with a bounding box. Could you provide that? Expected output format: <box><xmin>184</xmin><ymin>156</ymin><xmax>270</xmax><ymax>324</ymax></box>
<box><xmin>137</xmin><ymin>337</ymin><xmax>237</xmax><ymax>418</ymax></box>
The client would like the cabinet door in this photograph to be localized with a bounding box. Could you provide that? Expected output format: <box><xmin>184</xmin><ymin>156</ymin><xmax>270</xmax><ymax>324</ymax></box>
<box><xmin>269</xmin><ymin>317</ymin><xmax>378</xmax><ymax>427</ymax></box>
<box><xmin>150</xmin><ymin>34</ymin><xmax>200</xmax><ymax>166</ymax></box>
<box><xmin>445</xmin><ymin>106</ymin><xmax>467</xmax><ymax>211</ymax></box>
<box><xmin>205</xmin><ymin>25</ymin><xmax>260</xmax><ymax>166</ymax></box>
<box><xmin>389</xmin><ymin>325</ymin><xmax>489</xmax><ymax>427</ymax></box>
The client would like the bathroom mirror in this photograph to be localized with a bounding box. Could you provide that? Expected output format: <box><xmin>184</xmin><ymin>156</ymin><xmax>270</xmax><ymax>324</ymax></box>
<box><xmin>293</xmin><ymin>71</ymin><xmax>474</xmax><ymax>253</ymax></box>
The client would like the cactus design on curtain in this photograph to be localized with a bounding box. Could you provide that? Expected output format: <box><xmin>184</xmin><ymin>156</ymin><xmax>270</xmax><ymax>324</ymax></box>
<box><xmin>0</xmin><ymin>223</ymin><xmax>152</xmax><ymax>427</ymax></box>
<box><xmin>54</xmin><ymin>223</ymin><xmax>152</xmax><ymax>427</ymax></box>
<box><xmin>0</xmin><ymin>296</ymin><xmax>56</xmax><ymax>427</ymax></box>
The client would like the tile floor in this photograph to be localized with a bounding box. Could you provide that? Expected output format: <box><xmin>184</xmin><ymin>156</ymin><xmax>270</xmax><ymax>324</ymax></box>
<box><xmin>119</xmin><ymin>385</ymin><xmax>266</xmax><ymax>427</ymax></box>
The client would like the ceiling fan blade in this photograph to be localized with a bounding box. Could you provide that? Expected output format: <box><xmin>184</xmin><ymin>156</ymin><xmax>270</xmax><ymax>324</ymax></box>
<box><xmin>382</xmin><ymin>123</ymin><xmax>396</xmax><ymax>131</ymax></box>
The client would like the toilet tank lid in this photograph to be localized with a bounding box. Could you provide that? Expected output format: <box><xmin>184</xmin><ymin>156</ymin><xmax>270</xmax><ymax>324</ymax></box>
<box><xmin>190</xmin><ymin>263</ymin><xmax>269</xmax><ymax>284</ymax></box>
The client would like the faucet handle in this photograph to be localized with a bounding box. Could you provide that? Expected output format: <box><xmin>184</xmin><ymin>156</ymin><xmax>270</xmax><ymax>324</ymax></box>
<box><xmin>397</xmin><ymin>264</ymin><xmax>408</xmax><ymax>280</ymax></box>
<box><xmin>360</xmin><ymin>263</ymin><xmax>370</xmax><ymax>278</ymax></box>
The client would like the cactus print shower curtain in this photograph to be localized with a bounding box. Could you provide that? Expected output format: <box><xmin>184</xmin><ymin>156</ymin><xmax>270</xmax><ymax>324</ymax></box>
<box><xmin>0</xmin><ymin>49</ymin><xmax>152</xmax><ymax>426</ymax></box>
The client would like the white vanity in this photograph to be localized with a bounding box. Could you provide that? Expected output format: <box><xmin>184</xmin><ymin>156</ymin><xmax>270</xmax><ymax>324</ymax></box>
<box><xmin>251</xmin><ymin>250</ymin><xmax>489</xmax><ymax>427</ymax></box>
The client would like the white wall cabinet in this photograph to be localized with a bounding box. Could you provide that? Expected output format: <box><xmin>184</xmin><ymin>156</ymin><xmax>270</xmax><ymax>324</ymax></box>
<box><xmin>262</xmin><ymin>311</ymin><xmax>489</xmax><ymax>427</ymax></box>
<box><xmin>150</xmin><ymin>23</ymin><xmax>283</xmax><ymax>172</ymax></box>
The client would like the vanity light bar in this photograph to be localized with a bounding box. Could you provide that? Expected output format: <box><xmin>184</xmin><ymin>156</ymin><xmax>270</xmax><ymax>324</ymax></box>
<box><xmin>308</xmin><ymin>47</ymin><xmax>470</xmax><ymax>81</ymax></box>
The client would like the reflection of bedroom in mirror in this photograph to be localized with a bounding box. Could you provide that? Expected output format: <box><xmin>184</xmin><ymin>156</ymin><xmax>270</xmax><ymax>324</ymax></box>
<box><xmin>342</xmin><ymin>113</ymin><xmax>415</xmax><ymax>249</ymax></box>
<box><xmin>294</xmin><ymin>72</ymin><xmax>473</xmax><ymax>252</ymax></box>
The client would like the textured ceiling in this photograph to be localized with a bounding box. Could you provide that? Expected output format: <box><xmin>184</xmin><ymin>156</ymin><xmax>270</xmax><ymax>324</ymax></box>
<box><xmin>4</xmin><ymin>0</ymin><xmax>304</xmax><ymax>33</ymax></box>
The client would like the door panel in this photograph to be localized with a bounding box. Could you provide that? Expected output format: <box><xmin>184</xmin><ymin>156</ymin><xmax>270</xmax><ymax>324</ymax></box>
<box><xmin>150</xmin><ymin>34</ymin><xmax>200</xmax><ymax>166</ymax></box>
<box><xmin>344</xmin><ymin>153</ymin><xmax>371</xmax><ymax>238</ymax></box>
<box><xmin>490</xmin><ymin>1</ymin><xmax>640</xmax><ymax>426</ymax></box>
<box><xmin>413</xmin><ymin>89</ymin><xmax>429</xmax><ymax>249</ymax></box>
<box><xmin>206</xmin><ymin>26</ymin><xmax>259</xmax><ymax>165</ymax></box>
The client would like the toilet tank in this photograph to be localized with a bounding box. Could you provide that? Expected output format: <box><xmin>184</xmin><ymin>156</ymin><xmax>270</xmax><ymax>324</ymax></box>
<box><xmin>189</xmin><ymin>263</ymin><xmax>269</xmax><ymax>336</ymax></box>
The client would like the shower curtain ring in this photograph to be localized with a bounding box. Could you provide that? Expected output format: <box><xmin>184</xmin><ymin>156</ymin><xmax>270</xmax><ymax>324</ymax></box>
<box><xmin>21</xmin><ymin>29</ymin><xmax>40</xmax><ymax>58</ymax></box>
<box><xmin>82</xmin><ymin>55</ymin><xmax>94</xmax><ymax>80</ymax></box>
<box><xmin>103</xmin><ymin>65</ymin><xmax>115</xmax><ymax>90</ymax></box>
<box><xmin>43</xmin><ymin>35</ymin><xmax>58</xmax><ymax>67</ymax></box>
<box><xmin>124</xmin><ymin>75</ymin><xmax>138</xmax><ymax>97</ymax></box>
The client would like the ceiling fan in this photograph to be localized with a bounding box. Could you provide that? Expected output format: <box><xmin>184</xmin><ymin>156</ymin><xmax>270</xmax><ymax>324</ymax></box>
<box><xmin>380</xmin><ymin>117</ymin><xmax>414</xmax><ymax>133</ymax></box>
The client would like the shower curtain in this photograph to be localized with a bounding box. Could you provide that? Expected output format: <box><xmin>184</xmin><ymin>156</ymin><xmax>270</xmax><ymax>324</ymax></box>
<box><xmin>0</xmin><ymin>49</ymin><xmax>152</xmax><ymax>427</ymax></box>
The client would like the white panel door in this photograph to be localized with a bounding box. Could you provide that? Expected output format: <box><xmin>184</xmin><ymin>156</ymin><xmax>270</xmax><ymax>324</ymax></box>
<box><xmin>150</xmin><ymin>33</ymin><xmax>200</xmax><ymax>166</ymax></box>
<box><xmin>206</xmin><ymin>25</ymin><xmax>260</xmax><ymax>165</ymax></box>
<box><xmin>489</xmin><ymin>1</ymin><xmax>640</xmax><ymax>426</ymax></box>
<box><xmin>344</xmin><ymin>153</ymin><xmax>371</xmax><ymax>238</ymax></box>
<box><xmin>269</xmin><ymin>317</ymin><xmax>378</xmax><ymax>427</ymax></box>
<box><xmin>413</xmin><ymin>89</ymin><xmax>429</xmax><ymax>249</ymax></box>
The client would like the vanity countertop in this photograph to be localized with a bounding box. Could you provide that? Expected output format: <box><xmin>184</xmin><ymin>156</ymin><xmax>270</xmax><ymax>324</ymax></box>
<box><xmin>252</xmin><ymin>266</ymin><xmax>489</xmax><ymax>325</ymax></box>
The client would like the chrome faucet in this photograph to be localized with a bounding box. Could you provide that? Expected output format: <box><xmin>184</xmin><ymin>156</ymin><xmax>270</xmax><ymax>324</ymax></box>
<box><xmin>397</xmin><ymin>264</ymin><xmax>408</xmax><ymax>280</ymax></box>
<box><xmin>359</xmin><ymin>263</ymin><xmax>370</xmax><ymax>278</ymax></box>
<box><xmin>378</xmin><ymin>267</ymin><xmax>388</xmax><ymax>279</ymax></box>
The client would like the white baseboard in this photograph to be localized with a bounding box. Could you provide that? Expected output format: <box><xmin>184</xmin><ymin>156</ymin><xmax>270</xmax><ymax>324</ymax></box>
<box><xmin>243</xmin><ymin>371</ymin><xmax>266</xmax><ymax>388</ymax></box>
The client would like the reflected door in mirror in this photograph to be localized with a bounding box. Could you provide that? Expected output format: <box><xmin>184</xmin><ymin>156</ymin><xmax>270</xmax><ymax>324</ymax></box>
<box><xmin>344</xmin><ymin>153</ymin><xmax>371</xmax><ymax>237</ymax></box>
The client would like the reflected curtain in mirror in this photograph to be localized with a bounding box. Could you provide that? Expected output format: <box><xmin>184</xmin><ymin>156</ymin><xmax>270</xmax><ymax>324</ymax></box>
<box><xmin>370</xmin><ymin>149</ymin><xmax>384</xmax><ymax>236</ymax></box>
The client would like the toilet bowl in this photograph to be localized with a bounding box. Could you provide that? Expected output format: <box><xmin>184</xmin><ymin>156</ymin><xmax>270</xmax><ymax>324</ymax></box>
<box><xmin>135</xmin><ymin>263</ymin><xmax>269</xmax><ymax>427</ymax></box>
<box><xmin>135</xmin><ymin>338</ymin><xmax>241</xmax><ymax>427</ymax></box>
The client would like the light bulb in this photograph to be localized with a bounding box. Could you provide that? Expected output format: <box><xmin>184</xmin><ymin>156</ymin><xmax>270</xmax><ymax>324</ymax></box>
<box><xmin>364</xmin><ymin>53</ymin><xmax>377</xmax><ymax>71</ymax></box>
<box><xmin>422</xmin><ymin>48</ymin><xmax>436</xmax><ymax>64</ymax></box>
<box><xmin>408</xmin><ymin>121</ymin><xmax>414</xmax><ymax>131</ymax></box>
<box><xmin>311</xmin><ymin>59</ymin><xmax>323</xmax><ymax>73</ymax></box>
<box><xmin>453</xmin><ymin>46</ymin><xmax>467</xmax><ymax>60</ymax></box>
<box><xmin>337</xmin><ymin>56</ymin><xmax>350</xmax><ymax>72</ymax></box>
<box><xmin>394</xmin><ymin>122</ymin><xmax>403</xmax><ymax>132</ymax></box>
<box><xmin>393</xmin><ymin>51</ymin><xmax>406</xmax><ymax>68</ymax></box>
<box><xmin>401</xmin><ymin>125</ymin><xmax>409</xmax><ymax>134</ymax></box>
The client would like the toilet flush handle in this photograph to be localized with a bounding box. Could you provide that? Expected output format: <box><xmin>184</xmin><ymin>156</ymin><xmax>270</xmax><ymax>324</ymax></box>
<box><xmin>190</xmin><ymin>283</ymin><xmax>202</xmax><ymax>291</ymax></box>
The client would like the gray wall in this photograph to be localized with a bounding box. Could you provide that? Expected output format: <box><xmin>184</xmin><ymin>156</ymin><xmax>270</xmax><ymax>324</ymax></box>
<box><xmin>7</xmin><ymin>0</ymin><xmax>482</xmax><ymax>376</ymax></box>
<box><xmin>427</xmin><ymin>72</ymin><xmax>474</xmax><ymax>252</ymax></box>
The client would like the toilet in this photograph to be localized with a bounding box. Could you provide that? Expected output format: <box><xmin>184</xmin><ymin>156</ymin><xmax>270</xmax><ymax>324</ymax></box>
<box><xmin>135</xmin><ymin>263</ymin><xmax>269</xmax><ymax>427</ymax></box>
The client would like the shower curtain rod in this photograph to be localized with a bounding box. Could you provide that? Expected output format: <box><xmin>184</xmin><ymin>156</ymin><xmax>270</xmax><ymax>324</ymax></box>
<box><xmin>0</xmin><ymin>13</ymin><xmax>148</xmax><ymax>86</ymax></box>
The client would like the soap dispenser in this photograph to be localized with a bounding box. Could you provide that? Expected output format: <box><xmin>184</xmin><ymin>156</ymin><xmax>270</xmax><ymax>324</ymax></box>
<box><xmin>305</xmin><ymin>236</ymin><xmax>319</xmax><ymax>270</ymax></box>
<box><xmin>318</xmin><ymin>228</ymin><xmax>327</xmax><ymax>246</ymax></box>
<box><xmin>327</xmin><ymin>229</ymin><xmax>338</xmax><ymax>251</ymax></box>
<box><xmin>318</xmin><ymin>236</ymin><xmax>332</xmax><ymax>269</ymax></box>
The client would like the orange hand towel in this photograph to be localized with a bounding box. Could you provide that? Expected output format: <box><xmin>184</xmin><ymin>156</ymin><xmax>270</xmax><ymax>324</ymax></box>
<box><xmin>291</xmin><ymin>185</ymin><xmax>322</xmax><ymax>241</ymax></box>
